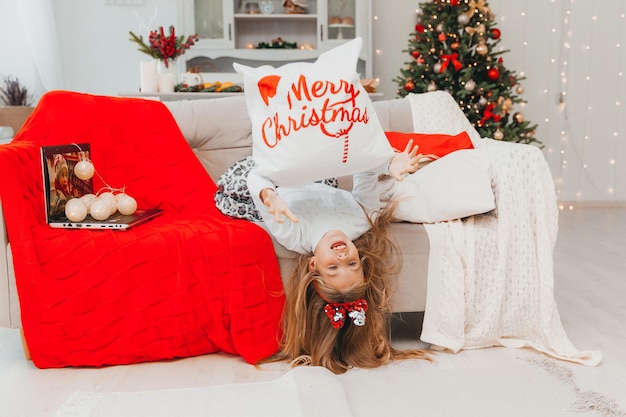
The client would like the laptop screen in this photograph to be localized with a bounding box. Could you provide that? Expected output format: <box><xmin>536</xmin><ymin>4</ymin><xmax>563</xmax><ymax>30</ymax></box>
<box><xmin>41</xmin><ymin>143</ymin><xmax>92</xmax><ymax>223</ymax></box>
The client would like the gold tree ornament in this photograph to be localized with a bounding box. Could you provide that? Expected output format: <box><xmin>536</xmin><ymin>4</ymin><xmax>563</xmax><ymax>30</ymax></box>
<box><xmin>476</xmin><ymin>42</ymin><xmax>488</xmax><ymax>55</ymax></box>
<box><xmin>465</xmin><ymin>24</ymin><xmax>486</xmax><ymax>37</ymax></box>
<box><xmin>466</xmin><ymin>0</ymin><xmax>494</xmax><ymax>20</ymax></box>
<box><xmin>497</xmin><ymin>96</ymin><xmax>513</xmax><ymax>114</ymax></box>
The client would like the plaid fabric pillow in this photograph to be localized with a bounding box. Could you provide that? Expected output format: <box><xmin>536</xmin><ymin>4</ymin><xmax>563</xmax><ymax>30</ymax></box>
<box><xmin>214</xmin><ymin>156</ymin><xmax>338</xmax><ymax>221</ymax></box>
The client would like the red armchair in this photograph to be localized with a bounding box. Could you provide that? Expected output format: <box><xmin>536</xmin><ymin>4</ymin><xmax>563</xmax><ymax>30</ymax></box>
<box><xmin>0</xmin><ymin>91</ymin><xmax>285</xmax><ymax>368</ymax></box>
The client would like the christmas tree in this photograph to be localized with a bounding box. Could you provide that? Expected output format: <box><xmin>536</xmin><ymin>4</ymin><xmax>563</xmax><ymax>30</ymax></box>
<box><xmin>394</xmin><ymin>0</ymin><xmax>540</xmax><ymax>146</ymax></box>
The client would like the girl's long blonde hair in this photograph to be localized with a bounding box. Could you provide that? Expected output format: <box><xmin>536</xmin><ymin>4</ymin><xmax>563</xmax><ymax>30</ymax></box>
<box><xmin>267</xmin><ymin>200</ymin><xmax>432</xmax><ymax>374</ymax></box>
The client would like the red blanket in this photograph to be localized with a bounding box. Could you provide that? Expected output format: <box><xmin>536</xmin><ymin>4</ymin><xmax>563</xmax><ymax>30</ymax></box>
<box><xmin>0</xmin><ymin>91</ymin><xmax>285</xmax><ymax>368</ymax></box>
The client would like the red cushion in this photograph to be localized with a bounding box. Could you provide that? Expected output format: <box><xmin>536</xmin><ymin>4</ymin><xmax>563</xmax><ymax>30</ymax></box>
<box><xmin>385</xmin><ymin>131</ymin><xmax>474</xmax><ymax>160</ymax></box>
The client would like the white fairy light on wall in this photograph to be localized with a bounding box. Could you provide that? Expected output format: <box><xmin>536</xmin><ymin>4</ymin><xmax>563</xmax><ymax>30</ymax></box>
<box><xmin>554</xmin><ymin>0</ymin><xmax>572</xmax><ymax>206</ymax></box>
<box><xmin>611</xmin><ymin>10</ymin><xmax>625</xmax><ymax>199</ymax></box>
<box><xmin>557</xmin><ymin>0</ymin><xmax>626</xmax><ymax>204</ymax></box>
<box><xmin>543</xmin><ymin>0</ymin><xmax>560</xmax><ymax>176</ymax></box>
<box><xmin>555</xmin><ymin>0</ymin><xmax>608</xmax><ymax>204</ymax></box>
<box><xmin>499</xmin><ymin>0</ymin><xmax>626</xmax><ymax>205</ymax></box>
<box><xmin>496</xmin><ymin>0</ymin><xmax>570</xmax><ymax>203</ymax></box>
<box><xmin>574</xmin><ymin>5</ymin><xmax>595</xmax><ymax>201</ymax></box>
<box><xmin>371</xmin><ymin>3</ymin><xmax>423</xmax><ymax>98</ymax></box>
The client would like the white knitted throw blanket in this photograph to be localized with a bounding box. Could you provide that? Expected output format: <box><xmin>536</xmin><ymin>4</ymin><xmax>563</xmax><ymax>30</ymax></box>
<box><xmin>420</xmin><ymin>138</ymin><xmax>601</xmax><ymax>366</ymax></box>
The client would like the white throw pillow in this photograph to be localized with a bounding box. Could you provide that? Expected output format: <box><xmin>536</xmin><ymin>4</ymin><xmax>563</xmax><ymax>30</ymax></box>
<box><xmin>234</xmin><ymin>37</ymin><xmax>394</xmax><ymax>187</ymax></box>
<box><xmin>407</xmin><ymin>91</ymin><xmax>483</xmax><ymax>145</ymax></box>
<box><xmin>392</xmin><ymin>149</ymin><xmax>495</xmax><ymax>223</ymax></box>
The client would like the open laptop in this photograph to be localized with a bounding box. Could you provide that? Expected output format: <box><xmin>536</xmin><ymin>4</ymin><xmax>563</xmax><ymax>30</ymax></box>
<box><xmin>41</xmin><ymin>143</ymin><xmax>162</xmax><ymax>230</ymax></box>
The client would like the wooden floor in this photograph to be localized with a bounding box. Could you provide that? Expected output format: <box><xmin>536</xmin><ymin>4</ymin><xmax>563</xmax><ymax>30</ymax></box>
<box><xmin>1</xmin><ymin>205</ymin><xmax>625</xmax><ymax>416</ymax></box>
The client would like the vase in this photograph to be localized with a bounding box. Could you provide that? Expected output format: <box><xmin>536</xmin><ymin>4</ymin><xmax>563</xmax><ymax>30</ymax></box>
<box><xmin>157</xmin><ymin>59</ymin><xmax>179</xmax><ymax>93</ymax></box>
<box><xmin>139</xmin><ymin>60</ymin><xmax>158</xmax><ymax>93</ymax></box>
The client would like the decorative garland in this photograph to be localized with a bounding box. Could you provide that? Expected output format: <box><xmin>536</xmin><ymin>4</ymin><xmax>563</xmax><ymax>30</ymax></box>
<box><xmin>256</xmin><ymin>37</ymin><xmax>298</xmax><ymax>49</ymax></box>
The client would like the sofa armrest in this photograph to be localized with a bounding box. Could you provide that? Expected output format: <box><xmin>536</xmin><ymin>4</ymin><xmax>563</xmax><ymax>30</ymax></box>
<box><xmin>0</xmin><ymin>196</ymin><xmax>18</xmax><ymax>328</ymax></box>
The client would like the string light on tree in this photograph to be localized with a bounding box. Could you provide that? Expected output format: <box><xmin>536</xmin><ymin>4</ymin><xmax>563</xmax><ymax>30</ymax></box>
<box><xmin>394</xmin><ymin>0</ymin><xmax>539</xmax><ymax>146</ymax></box>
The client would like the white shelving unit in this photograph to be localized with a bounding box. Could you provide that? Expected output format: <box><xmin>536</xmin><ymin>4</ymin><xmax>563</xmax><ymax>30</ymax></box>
<box><xmin>119</xmin><ymin>91</ymin><xmax>384</xmax><ymax>101</ymax></box>
<box><xmin>177</xmin><ymin>0</ymin><xmax>372</xmax><ymax>82</ymax></box>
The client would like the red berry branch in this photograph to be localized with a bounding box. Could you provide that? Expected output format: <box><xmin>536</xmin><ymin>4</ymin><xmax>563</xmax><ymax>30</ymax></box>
<box><xmin>129</xmin><ymin>26</ymin><xmax>198</xmax><ymax>68</ymax></box>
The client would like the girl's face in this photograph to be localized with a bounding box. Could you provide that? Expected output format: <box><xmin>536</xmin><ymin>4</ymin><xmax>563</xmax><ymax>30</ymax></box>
<box><xmin>57</xmin><ymin>166</ymin><xmax>69</xmax><ymax>188</ymax></box>
<box><xmin>310</xmin><ymin>229</ymin><xmax>364</xmax><ymax>292</ymax></box>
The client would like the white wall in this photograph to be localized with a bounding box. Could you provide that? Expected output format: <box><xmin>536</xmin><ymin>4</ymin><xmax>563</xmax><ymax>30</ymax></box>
<box><xmin>0</xmin><ymin>0</ymin><xmax>39</xmax><ymax>103</ymax></box>
<box><xmin>53</xmin><ymin>0</ymin><xmax>177</xmax><ymax>96</ymax></box>
<box><xmin>1</xmin><ymin>0</ymin><xmax>624</xmax><ymax>203</ymax></box>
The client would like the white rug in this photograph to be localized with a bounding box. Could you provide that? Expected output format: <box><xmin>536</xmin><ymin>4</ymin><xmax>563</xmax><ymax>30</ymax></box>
<box><xmin>54</xmin><ymin>356</ymin><xmax>625</xmax><ymax>417</ymax></box>
<box><xmin>54</xmin><ymin>365</ymin><xmax>351</xmax><ymax>417</ymax></box>
<box><xmin>339</xmin><ymin>356</ymin><xmax>625</xmax><ymax>417</ymax></box>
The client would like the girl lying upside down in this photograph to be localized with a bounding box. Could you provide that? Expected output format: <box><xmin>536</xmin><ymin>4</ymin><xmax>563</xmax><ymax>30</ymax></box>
<box><xmin>247</xmin><ymin>140</ymin><xmax>433</xmax><ymax>374</ymax></box>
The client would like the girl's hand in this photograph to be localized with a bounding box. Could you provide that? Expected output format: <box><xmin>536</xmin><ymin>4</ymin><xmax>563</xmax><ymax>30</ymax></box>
<box><xmin>260</xmin><ymin>188</ymin><xmax>299</xmax><ymax>223</ymax></box>
<box><xmin>388</xmin><ymin>139</ymin><xmax>422</xmax><ymax>181</ymax></box>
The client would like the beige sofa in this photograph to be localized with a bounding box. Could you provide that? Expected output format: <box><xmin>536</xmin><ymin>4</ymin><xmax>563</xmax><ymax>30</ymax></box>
<box><xmin>1</xmin><ymin>92</ymin><xmax>483</xmax><ymax>329</ymax></box>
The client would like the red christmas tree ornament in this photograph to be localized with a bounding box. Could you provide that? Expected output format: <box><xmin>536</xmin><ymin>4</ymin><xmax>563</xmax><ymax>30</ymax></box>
<box><xmin>487</xmin><ymin>68</ymin><xmax>500</xmax><ymax>80</ymax></box>
<box><xmin>394</xmin><ymin>0</ymin><xmax>542</xmax><ymax>147</ymax></box>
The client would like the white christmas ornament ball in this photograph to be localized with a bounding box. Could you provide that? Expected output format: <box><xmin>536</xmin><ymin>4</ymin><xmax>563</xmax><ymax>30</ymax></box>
<box><xmin>458</xmin><ymin>14</ymin><xmax>470</xmax><ymax>25</ymax></box>
<box><xmin>99</xmin><ymin>192</ymin><xmax>118</xmax><ymax>215</ymax></box>
<box><xmin>74</xmin><ymin>160</ymin><xmax>95</xmax><ymax>180</ymax></box>
<box><xmin>427</xmin><ymin>82</ymin><xmax>438</xmax><ymax>92</ymax></box>
<box><xmin>464</xmin><ymin>80</ymin><xmax>476</xmax><ymax>91</ymax></box>
<box><xmin>89</xmin><ymin>198</ymin><xmax>111</xmax><ymax>221</ymax></box>
<box><xmin>116</xmin><ymin>193</ymin><xmax>137</xmax><ymax>215</ymax></box>
<box><xmin>433</xmin><ymin>62</ymin><xmax>442</xmax><ymax>73</ymax></box>
<box><xmin>79</xmin><ymin>193</ymin><xmax>97</xmax><ymax>210</ymax></box>
<box><xmin>65</xmin><ymin>198</ymin><xmax>88</xmax><ymax>222</ymax></box>
<box><xmin>479</xmin><ymin>96</ymin><xmax>488</xmax><ymax>106</ymax></box>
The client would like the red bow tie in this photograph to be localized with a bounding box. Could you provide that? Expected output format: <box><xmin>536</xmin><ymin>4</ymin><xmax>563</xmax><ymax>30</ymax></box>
<box><xmin>323</xmin><ymin>299</ymin><xmax>368</xmax><ymax>329</ymax></box>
